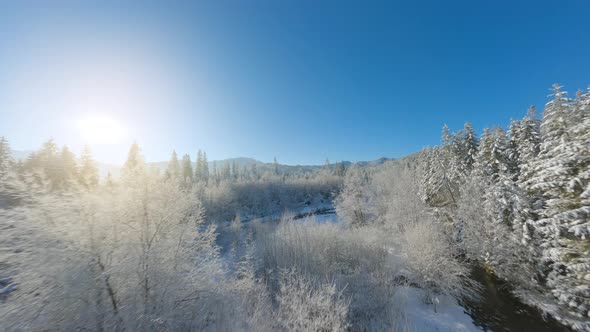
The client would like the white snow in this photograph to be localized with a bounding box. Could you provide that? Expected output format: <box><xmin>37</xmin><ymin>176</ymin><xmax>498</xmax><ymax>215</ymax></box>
<box><xmin>395</xmin><ymin>287</ymin><xmax>480</xmax><ymax>332</ymax></box>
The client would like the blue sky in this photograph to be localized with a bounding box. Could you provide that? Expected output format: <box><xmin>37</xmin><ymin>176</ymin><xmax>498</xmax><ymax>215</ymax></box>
<box><xmin>1</xmin><ymin>1</ymin><xmax>589</xmax><ymax>165</ymax></box>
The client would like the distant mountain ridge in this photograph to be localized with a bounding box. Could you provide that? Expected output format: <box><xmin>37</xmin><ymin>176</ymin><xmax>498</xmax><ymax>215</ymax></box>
<box><xmin>9</xmin><ymin>149</ymin><xmax>393</xmax><ymax>178</ymax></box>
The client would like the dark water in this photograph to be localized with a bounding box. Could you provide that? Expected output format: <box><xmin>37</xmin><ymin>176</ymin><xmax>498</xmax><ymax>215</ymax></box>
<box><xmin>460</xmin><ymin>266</ymin><xmax>571</xmax><ymax>332</ymax></box>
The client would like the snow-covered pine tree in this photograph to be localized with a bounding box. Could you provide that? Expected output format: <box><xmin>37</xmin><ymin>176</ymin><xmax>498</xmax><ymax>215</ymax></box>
<box><xmin>195</xmin><ymin>149</ymin><xmax>203</xmax><ymax>182</ymax></box>
<box><xmin>516</xmin><ymin>106</ymin><xmax>542</xmax><ymax>188</ymax></box>
<box><xmin>202</xmin><ymin>151</ymin><xmax>209</xmax><ymax>184</ymax></box>
<box><xmin>526</xmin><ymin>84</ymin><xmax>590</xmax><ymax>320</ymax></box>
<box><xmin>57</xmin><ymin>146</ymin><xmax>78</xmax><ymax>189</ymax></box>
<box><xmin>121</xmin><ymin>142</ymin><xmax>145</xmax><ymax>183</ymax></box>
<box><xmin>273</xmin><ymin>157</ymin><xmax>279</xmax><ymax>176</ymax></box>
<box><xmin>509</xmin><ymin>106</ymin><xmax>542</xmax><ymax>247</ymax></box>
<box><xmin>231</xmin><ymin>160</ymin><xmax>238</xmax><ymax>180</ymax></box>
<box><xmin>166</xmin><ymin>150</ymin><xmax>180</xmax><ymax>180</ymax></box>
<box><xmin>462</xmin><ymin>122</ymin><xmax>478</xmax><ymax>175</ymax></box>
<box><xmin>0</xmin><ymin>136</ymin><xmax>13</xmax><ymax>183</ymax></box>
<box><xmin>507</xmin><ymin>119</ymin><xmax>522</xmax><ymax>181</ymax></box>
<box><xmin>251</xmin><ymin>162</ymin><xmax>258</xmax><ymax>180</ymax></box>
<box><xmin>79</xmin><ymin>145</ymin><xmax>99</xmax><ymax>189</ymax></box>
<box><xmin>181</xmin><ymin>153</ymin><xmax>193</xmax><ymax>185</ymax></box>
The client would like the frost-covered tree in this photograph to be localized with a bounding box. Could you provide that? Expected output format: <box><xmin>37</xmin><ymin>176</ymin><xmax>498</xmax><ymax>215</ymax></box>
<box><xmin>419</xmin><ymin>146</ymin><xmax>458</xmax><ymax>208</ymax></box>
<box><xmin>181</xmin><ymin>153</ymin><xmax>193</xmax><ymax>184</ymax></box>
<box><xmin>121</xmin><ymin>142</ymin><xmax>145</xmax><ymax>182</ymax></box>
<box><xmin>250</xmin><ymin>162</ymin><xmax>258</xmax><ymax>180</ymax></box>
<box><xmin>222</xmin><ymin>161</ymin><xmax>231</xmax><ymax>180</ymax></box>
<box><xmin>462</xmin><ymin>122</ymin><xmax>479</xmax><ymax>175</ymax></box>
<box><xmin>273</xmin><ymin>157</ymin><xmax>279</xmax><ymax>176</ymax></box>
<box><xmin>165</xmin><ymin>150</ymin><xmax>180</xmax><ymax>179</ymax></box>
<box><xmin>195</xmin><ymin>149</ymin><xmax>204</xmax><ymax>182</ymax></box>
<box><xmin>0</xmin><ymin>136</ymin><xmax>13</xmax><ymax>182</ymax></box>
<box><xmin>202</xmin><ymin>151</ymin><xmax>209</xmax><ymax>184</ymax></box>
<box><xmin>334</xmin><ymin>165</ymin><xmax>374</xmax><ymax>227</ymax></box>
<box><xmin>231</xmin><ymin>160</ymin><xmax>238</xmax><ymax>180</ymax></box>
<box><xmin>79</xmin><ymin>145</ymin><xmax>99</xmax><ymax>189</ymax></box>
<box><xmin>515</xmin><ymin>106</ymin><xmax>542</xmax><ymax>188</ymax></box>
<box><xmin>333</xmin><ymin>161</ymin><xmax>346</xmax><ymax>177</ymax></box>
<box><xmin>55</xmin><ymin>146</ymin><xmax>78</xmax><ymax>189</ymax></box>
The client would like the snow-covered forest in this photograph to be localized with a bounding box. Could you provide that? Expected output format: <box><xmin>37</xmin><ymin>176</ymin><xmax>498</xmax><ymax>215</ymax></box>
<box><xmin>0</xmin><ymin>84</ymin><xmax>589</xmax><ymax>331</ymax></box>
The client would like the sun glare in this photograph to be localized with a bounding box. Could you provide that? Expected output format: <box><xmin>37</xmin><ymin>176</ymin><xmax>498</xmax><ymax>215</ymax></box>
<box><xmin>76</xmin><ymin>114</ymin><xmax>126</xmax><ymax>145</ymax></box>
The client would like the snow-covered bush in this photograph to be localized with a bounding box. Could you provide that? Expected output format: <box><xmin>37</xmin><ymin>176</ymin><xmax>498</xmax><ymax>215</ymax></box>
<box><xmin>256</xmin><ymin>216</ymin><xmax>406</xmax><ymax>330</ymax></box>
<box><xmin>276</xmin><ymin>269</ymin><xmax>350</xmax><ymax>331</ymax></box>
<box><xmin>398</xmin><ymin>221</ymin><xmax>478</xmax><ymax>302</ymax></box>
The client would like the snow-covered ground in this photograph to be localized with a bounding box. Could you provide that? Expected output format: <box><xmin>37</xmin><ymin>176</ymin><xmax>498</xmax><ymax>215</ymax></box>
<box><xmin>395</xmin><ymin>287</ymin><xmax>478</xmax><ymax>332</ymax></box>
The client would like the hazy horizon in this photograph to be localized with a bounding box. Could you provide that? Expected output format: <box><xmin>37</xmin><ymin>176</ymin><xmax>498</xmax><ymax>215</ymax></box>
<box><xmin>9</xmin><ymin>145</ymin><xmax>394</xmax><ymax>167</ymax></box>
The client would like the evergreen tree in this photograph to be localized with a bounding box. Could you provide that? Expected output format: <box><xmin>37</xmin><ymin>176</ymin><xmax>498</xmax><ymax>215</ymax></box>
<box><xmin>212</xmin><ymin>161</ymin><xmax>218</xmax><ymax>184</ymax></box>
<box><xmin>0</xmin><ymin>136</ymin><xmax>13</xmax><ymax>182</ymax></box>
<box><xmin>195</xmin><ymin>150</ymin><xmax>203</xmax><ymax>182</ymax></box>
<box><xmin>333</xmin><ymin>161</ymin><xmax>346</xmax><ymax>177</ymax></box>
<box><xmin>181</xmin><ymin>154</ymin><xmax>193</xmax><ymax>184</ymax></box>
<box><xmin>166</xmin><ymin>150</ymin><xmax>180</xmax><ymax>179</ymax></box>
<box><xmin>57</xmin><ymin>146</ymin><xmax>78</xmax><ymax>189</ymax></box>
<box><xmin>516</xmin><ymin>106</ymin><xmax>542</xmax><ymax>188</ymax></box>
<box><xmin>250</xmin><ymin>162</ymin><xmax>258</xmax><ymax>180</ymax></box>
<box><xmin>421</xmin><ymin>146</ymin><xmax>458</xmax><ymax>208</ymax></box>
<box><xmin>202</xmin><ymin>152</ymin><xmax>209</xmax><ymax>184</ymax></box>
<box><xmin>506</xmin><ymin>119</ymin><xmax>521</xmax><ymax>180</ymax></box>
<box><xmin>273</xmin><ymin>157</ymin><xmax>279</xmax><ymax>176</ymax></box>
<box><xmin>121</xmin><ymin>142</ymin><xmax>145</xmax><ymax>182</ymax></box>
<box><xmin>462</xmin><ymin>123</ymin><xmax>478</xmax><ymax>175</ymax></box>
<box><xmin>474</xmin><ymin>127</ymin><xmax>509</xmax><ymax>182</ymax></box>
<box><xmin>105</xmin><ymin>171</ymin><xmax>115</xmax><ymax>190</ymax></box>
<box><xmin>441</xmin><ymin>124</ymin><xmax>451</xmax><ymax>146</ymax></box>
<box><xmin>222</xmin><ymin>161</ymin><xmax>231</xmax><ymax>180</ymax></box>
<box><xmin>79</xmin><ymin>145</ymin><xmax>99</xmax><ymax>189</ymax></box>
<box><xmin>40</xmin><ymin>139</ymin><xmax>60</xmax><ymax>185</ymax></box>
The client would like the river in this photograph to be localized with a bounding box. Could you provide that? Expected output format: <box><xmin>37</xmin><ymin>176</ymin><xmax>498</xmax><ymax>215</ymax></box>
<box><xmin>461</xmin><ymin>266</ymin><xmax>571</xmax><ymax>332</ymax></box>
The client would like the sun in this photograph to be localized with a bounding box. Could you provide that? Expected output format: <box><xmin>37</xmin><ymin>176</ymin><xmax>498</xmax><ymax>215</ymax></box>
<box><xmin>76</xmin><ymin>114</ymin><xmax>126</xmax><ymax>145</ymax></box>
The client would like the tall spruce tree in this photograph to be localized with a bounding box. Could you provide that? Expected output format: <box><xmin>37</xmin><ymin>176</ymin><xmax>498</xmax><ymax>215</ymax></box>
<box><xmin>122</xmin><ymin>142</ymin><xmax>145</xmax><ymax>182</ymax></box>
<box><xmin>181</xmin><ymin>154</ymin><xmax>193</xmax><ymax>185</ymax></box>
<box><xmin>79</xmin><ymin>145</ymin><xmax>99</xmax><ymax>189</ymax></box>
<box><xmin>462</xmin><ymin>122</ymin><xmax>478</xmax><ymax>175</ymax></box>
<box><xmin>166</xmin><ymin>150</ymin><xmax>180</xmax><ymax>179</ymax></box>
<box><xmin>0</xmin><ymin>136</ymin><xmax>13</xmax><ymax>182</ymax></box>
<box><xmin>202</xmin><ymin>152</ymin><xmax>209</xmax><ymax>184</ymax></box>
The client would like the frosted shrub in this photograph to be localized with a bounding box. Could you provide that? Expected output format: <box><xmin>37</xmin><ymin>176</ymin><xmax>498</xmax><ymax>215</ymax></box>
<box><xmin>276</xmin><ymin>269</ymin><xmax>350</xmax><ymax>331</ymax></box>
<box><xmin>399</xmin><ymin>221</ymin><xmax>478</xmax><ymax>302</ymax></box>
<box><xmin>256</xmin><ymin>216</ymin><xmax>403</xmax><ymax>330</ymax></box>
